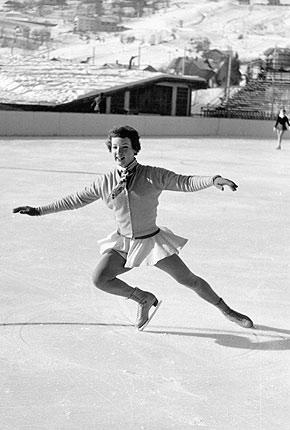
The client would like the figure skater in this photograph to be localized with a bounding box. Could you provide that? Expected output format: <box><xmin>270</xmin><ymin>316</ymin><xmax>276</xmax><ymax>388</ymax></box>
<box><xmin>273</xmin><ymin>108</ymin><xmax>289</xmax><ymax>150</ymax></box>
<box><xmin>13</xmin><ymin>125</ymin><xmax>254</xmax><ymax>331</ymax></box>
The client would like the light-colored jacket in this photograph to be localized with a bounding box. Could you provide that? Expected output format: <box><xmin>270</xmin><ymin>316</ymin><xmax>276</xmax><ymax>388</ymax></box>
<box><xmin>37</xmin><ymin>163</ymin><xmax>216</xmax><ymax>238</ymax></box>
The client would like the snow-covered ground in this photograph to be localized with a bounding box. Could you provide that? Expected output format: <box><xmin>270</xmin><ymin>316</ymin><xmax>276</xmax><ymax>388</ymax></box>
<box><xmin>1</xmin><ymin>1</ymin><xmax>290</xmax><ymax>104</ymax></box>
<box><xmin>5</xmin><ymin>0</ymin><xmax>290</xmax><ymax>65</ymax></box>
<box><xmin>38</xmin><ymin>0</ymin><xmax>290</xmax><ymax>65</ymax></box>
<box><xmin>2</xmin><ymin>135</ymin><xmax>290</xmax><ymax>429</ymax></box>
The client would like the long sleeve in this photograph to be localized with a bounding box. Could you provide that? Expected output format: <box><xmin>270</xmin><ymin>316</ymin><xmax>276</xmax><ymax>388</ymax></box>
<box><xmin>37</xmin><ymin>180</ymin><xmax>102</xmax><ymax>215</ymax></box>
<box><xmin>150</xmin><ymin>166</ymin><xmax>214</xmax><ymax>192</ymax></box>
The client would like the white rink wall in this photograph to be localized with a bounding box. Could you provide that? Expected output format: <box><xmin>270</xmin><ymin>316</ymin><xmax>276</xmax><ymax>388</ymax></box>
<box><xmin>0</xmin><ymin>111</ymin><xmax>275</xmax><ymax>138</ymax></box>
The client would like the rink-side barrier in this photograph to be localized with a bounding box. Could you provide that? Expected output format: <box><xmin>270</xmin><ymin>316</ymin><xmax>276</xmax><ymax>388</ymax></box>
<box><xmin>0</xmin><ymin>111</ymin><xmax>276</xmax><ymax>138</ymax></box>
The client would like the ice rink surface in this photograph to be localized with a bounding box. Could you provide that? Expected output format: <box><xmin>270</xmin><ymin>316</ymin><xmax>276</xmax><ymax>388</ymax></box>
<box><xmin>1</xmin><ymin>135</ymin><xmax>290</xmax><ymax>429</ymax></box>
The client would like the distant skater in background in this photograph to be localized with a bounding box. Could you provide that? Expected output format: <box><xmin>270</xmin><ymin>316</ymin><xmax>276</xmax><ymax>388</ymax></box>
<box><xmin>273</xmin><ymin>108</ymin><xmax>289</xmax><ymax>150</ymax></box>
<box><xmin>13</xmin><ymin>125</ymin><xmax>254</xmax><ymax>331</ymax></box>
<box><xmin>91</xmin><ymin>92</ymin><xmax>104</xmax><ymax>113</ymax></box>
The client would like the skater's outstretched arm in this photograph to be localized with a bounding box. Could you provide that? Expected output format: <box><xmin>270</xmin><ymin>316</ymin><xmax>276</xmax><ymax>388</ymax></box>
<box><xmin>13</xmin><ymin>177</ymin><xmax>103</xmax><ymax>216</ymax></box>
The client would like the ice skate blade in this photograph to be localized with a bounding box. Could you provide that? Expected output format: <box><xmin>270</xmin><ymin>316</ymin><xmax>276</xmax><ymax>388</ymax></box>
<box><xmin>138</xmin><ymin>300</ymin><xmax>162</xmax><ymax>331</ymax></box>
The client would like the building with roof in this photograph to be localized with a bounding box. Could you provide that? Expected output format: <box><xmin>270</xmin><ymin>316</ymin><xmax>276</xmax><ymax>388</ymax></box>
<box><xmin>56</xmin><ymin>73</ymin><xmax>207</xmax><ymax>116</ymax></box>
<box><xmin>0</xmin><ymin>65</ymin><xmax>207</xmax><ymax>116</ymax></box>
<box><xmin>73</xmin><ymin>15</ymin><xmax>120</xmax><ymax>33</ymax></box>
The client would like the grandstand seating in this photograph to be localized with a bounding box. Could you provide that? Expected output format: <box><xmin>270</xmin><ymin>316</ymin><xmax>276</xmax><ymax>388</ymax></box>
<box><xmin>202</xmin><ymin>77</ymin><xmax>290</xmax><ymax>120</ymax></box>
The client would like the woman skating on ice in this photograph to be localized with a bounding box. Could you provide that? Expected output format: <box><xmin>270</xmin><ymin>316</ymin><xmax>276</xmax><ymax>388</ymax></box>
<box><xmin>273</xmin><ymin>108</ymin><xmax>289</xmax><ymax>150</ymax></box>
<box><xmin>13</xmin><ymin>125</ymin><xmax>253</xmax><ymax>331</ymax></box>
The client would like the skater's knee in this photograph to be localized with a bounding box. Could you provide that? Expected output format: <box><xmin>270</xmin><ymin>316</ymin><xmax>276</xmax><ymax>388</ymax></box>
<box><xmin>179</xmin><ymin>273</ymin><xmax>204</xmax><ymax>292</ymax></box>
<box><xmin>191</xmin><ymin>276</ymin><xmax>204</xmax><ymax>293</ymax></box>
<box><xmin>92</xmin><ymin>267</ymin><xmax>112</xmax><ymax>290</ymax></box>
<box><xmin>175</xmin><ymin>271</ymin><xmax>199</xmax><ymax>288</ymax></box>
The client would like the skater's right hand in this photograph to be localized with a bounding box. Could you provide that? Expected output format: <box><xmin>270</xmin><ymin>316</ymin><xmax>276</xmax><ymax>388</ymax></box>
<box><xmin>13</xmin><ymin>206</ymin><xmax>40</xmax><ymax>216</ymax></box>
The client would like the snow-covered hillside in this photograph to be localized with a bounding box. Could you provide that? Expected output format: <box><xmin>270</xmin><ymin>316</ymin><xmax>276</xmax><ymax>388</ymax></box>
<box><xmin>1</xmin><ymin>0</ymin><xmax>290</xmax><ymax>104</ymax></box>
<box><xmin>1</xmin><ymin>1</ymin><xmax>290</xmax><ymax>66</ymax></box>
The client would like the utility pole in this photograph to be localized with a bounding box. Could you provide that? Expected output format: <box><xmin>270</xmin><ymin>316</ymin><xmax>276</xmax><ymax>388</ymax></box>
<box><xmin>225</xmin><ymin>53</ymin><xmax>232</xmax><ymax>101</ymax></box>
<box><xmin>182</xmin><ymin>51</ymin><xmax>185</xmax><ymax>75</ymax></box>
<box><xmin>271</xmin><ymin>45</ymin><xmax>277</xmax><ymax>117</ymax></box>
<box><xmin>182</xmin><ymin>47</ymin><xmax>187</xmax><ymax>75</ymax></box>
<box><xmin>137</xmin><ymin>44</ymin><xmax>141</xmax><ymax>68</ymax></box>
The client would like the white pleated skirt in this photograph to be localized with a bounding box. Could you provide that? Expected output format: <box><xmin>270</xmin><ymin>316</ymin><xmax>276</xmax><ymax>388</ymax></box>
<box><xmin>98</xmin><ymin>226</ymin><xmax>188</xmax><ymax>268</ymax></box>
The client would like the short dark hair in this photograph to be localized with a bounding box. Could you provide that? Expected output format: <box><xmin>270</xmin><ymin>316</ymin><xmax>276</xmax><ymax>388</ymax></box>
<box><xmin>105</xmin><ymin>125</ymin><xmax>141</xmax><ymax>154</ymax></box>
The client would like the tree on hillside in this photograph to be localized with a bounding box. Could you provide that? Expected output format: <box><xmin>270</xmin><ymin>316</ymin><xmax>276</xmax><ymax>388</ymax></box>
<box><xmin>215</xmin><ymin>53</ymin><xmax>242</xmax><ymax>87</ymax></box>
<box><xmin>136</xmin><ymin>0</ymin><xmax>146</xmax><ymax>16</ymax></box>
<box><xmin>22</xmin><ymin>25</ymin><xmax>30</xmax><ymax>39</ymax></box>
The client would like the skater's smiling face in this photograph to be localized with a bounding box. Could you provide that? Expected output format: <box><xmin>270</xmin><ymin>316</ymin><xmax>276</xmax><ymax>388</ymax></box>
<box><xmin>105</xmin><ymin>126</ymin><xmax>141</xmax><ymax>164</ymax></box>
<box><xmin>111</xmin><ymin>137</ymin><xmax>136</xmax><ymax>168</ymax></box>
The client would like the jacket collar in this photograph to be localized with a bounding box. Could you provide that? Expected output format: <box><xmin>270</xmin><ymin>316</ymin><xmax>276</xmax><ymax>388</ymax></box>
<box><xmin>118</xmin><ymin>158</ymin><xmax>138</xmax><ymax>174</ymax></box>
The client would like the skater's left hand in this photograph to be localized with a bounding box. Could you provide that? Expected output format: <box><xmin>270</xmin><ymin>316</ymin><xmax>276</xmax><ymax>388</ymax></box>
<box><xmin>213</xmin><ymin>176</ymin><xmax>238</xmax><ymax>192</ymax></box>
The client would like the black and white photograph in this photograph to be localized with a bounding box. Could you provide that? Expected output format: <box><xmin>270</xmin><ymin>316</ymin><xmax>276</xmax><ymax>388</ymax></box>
<box><xmin>1</xmin><ymin>1</ymin><xmax>290</xmax><ymax>429</ymax></box>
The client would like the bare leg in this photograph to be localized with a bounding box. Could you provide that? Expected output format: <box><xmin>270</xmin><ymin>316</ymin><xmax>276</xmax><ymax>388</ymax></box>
<box><xmin>92</xmin><ymin>249</ymin><xmax>159</xmax><ymax>329</ymax></box>
<box><xmin>92</xmin><ymin>249</ymin><xmax>133</xmax><ymax>298</ymax></box>
<box><xmin>276</xmin><ymin>130</ymin><xmax>284</xmax><ymax>149</ymax></box>
<box><xmin>155</xmin><ymin>254</ymin><xmax>220</xmax><ymax>305</ymax></box>
<box><xmin>155</xmin><ymin>254</ymin><xmax>253</xmax><ymax>328</ymax></box>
